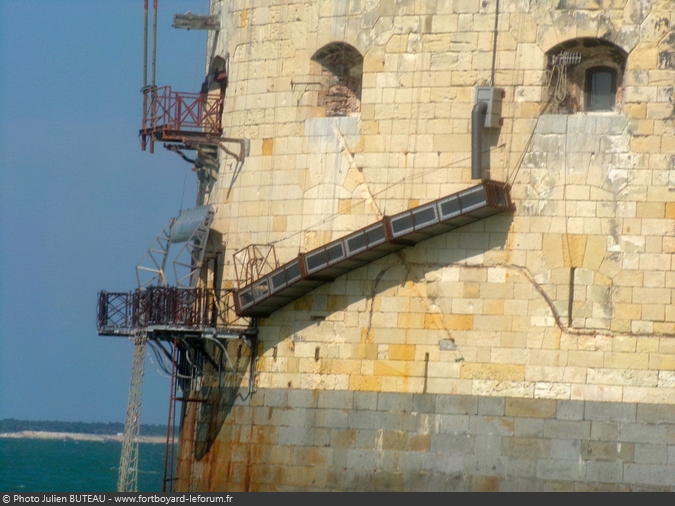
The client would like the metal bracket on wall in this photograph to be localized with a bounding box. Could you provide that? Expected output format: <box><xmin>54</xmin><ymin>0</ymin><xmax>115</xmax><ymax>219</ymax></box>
<box><xmin>290</xmin><ymin>80</ymin><xmax>324</xmax><ymax>88</ymax></box>
<box><xmin>218</xmin><ymin>137</ymin><xmax>250</xmax><ymax>163</ymax></box>
<box><xmin>173</xmin><ymin>13</ymin><xmax>220</xmax><ymax>31</ymax></box>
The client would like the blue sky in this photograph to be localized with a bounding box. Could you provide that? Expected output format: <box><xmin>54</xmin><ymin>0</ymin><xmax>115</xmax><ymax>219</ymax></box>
<box><xmin>0</xmin><ymin>1</ymin><xmax>212</xmax><ymax>425</ymax></box>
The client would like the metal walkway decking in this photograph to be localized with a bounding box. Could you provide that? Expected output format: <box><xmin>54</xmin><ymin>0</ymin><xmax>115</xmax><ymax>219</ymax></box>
<box><xmin>234</xmin><ymin>180</ymin><xmax>514</xmax><ymax>318</ymax></box>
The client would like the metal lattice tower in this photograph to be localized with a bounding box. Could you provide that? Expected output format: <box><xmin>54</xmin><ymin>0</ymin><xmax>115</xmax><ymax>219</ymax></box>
<box><xmin>98</xmin><ymin>204</ymin><xmax>246</xmax><ymax>491</ymax></box>
<box><xmin>97</xmin><ymin>2</ymin><xmax>249</xmax><ymax>494</ymax></box>
<box><xmin>117</xmin><ymin>328</ymin><xmax>147</xmax><ymax>492</ymax></box>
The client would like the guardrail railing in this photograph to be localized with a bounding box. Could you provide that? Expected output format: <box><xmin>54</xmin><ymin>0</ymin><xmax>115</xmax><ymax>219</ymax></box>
<box><xmin>140</xmin><ymin>86</ymin><xmax>224</xmax><ymax>152</ymax></box>
<box><xmin>97</xmin><ymin>286</ymin><xmax>246</xmax><ymax>336</ymax></box>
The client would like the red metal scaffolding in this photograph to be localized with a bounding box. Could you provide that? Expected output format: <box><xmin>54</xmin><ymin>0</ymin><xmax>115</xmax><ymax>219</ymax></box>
<box><xmin>140</xmin><ymin>86</ymin><xmax>225</xmax><ymax>153</ymax></box>
<box><xmin>97</xmin><ymin>286</ymin><xmax>248</xmax><ymax>338</ymax></box>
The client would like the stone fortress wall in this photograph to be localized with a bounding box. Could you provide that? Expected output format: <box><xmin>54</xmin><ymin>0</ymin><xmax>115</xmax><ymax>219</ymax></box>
<box><xmin>176</xmin><ymin>0</ymin><xmax>675</xmax><ymax>491</ymax></box>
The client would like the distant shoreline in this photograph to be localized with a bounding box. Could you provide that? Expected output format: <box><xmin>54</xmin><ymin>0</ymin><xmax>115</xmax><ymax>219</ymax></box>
<box><xmin>0</xmin><ymin>431</ymin><xmax>166</xmax><ymax>444</ymax></box>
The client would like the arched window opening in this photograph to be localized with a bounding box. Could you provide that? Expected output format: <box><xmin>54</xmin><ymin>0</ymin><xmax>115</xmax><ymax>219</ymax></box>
<box><xmin>311</xmin><ymin>43</ymin><xmax>363</xmax><ymax>116</ymax></box>
<box><xmin>545</xmin><ymin>38</ymin><xmax>626</xmax><ymax>114</ymax></box>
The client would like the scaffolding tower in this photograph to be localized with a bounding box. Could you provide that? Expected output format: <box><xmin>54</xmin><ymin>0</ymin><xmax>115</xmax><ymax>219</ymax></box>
<box><xmin>98</xmin><ymin>204</ymin><xmax>255</xmax><ymax>492</ymax></box>
<box><xmin>117</xmin><ymin>329</ymin><xmax>147</xmax><ymax>492</ymax></box>
<box><xmin>95</xmin><ymin>1</ymin><xmax>254</xmax><ymax>492</ymax></box>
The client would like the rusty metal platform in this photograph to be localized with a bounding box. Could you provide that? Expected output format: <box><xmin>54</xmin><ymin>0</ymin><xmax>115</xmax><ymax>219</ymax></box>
<box><xmin>140</xmin><ymin>86</ymin><xmax>224</xmax><ymax>152</ymax></box>
<box><xmin>97</xmin><ymin>286</ymin><xmax>248</xmax><ymax>339</ymax></box>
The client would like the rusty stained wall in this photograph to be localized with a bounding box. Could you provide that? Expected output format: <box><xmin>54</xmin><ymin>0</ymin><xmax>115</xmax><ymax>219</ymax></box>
<box><xmin>175</xmin><ymin>339</ymin><xmax>256</xmax><ymax>491</ymax></box>
<box><xmin>176</xmin><ymin>386</ymin><xmax>675</xmax><ymax>492</ymax></box>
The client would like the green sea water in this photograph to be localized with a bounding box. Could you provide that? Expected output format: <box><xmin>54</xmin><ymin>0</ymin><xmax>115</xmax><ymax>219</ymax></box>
<box><xmin>0</xmin><ymin>439</ymin><xmax>166</xmax><ymax>492</ymax></box>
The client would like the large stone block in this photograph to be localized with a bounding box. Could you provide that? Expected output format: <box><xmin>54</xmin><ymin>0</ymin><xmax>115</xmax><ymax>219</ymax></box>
<box><xmin>316</xmin><ymin>409</ymin><xmax>350</xmax><ymax>429</ymax></box>
<box><xmin>636</xmin><ymin>404</ymin><xmax>675</xmax><ymax>423</ymax></box>
<box><xmin>478</xmin><ymin>396</ymin><xmax>505</xmax><ymax>416</ymax></box>
<box><xmin>505</xmin><ymin>398</ymin><xmax>557</xmax><ymax>419</ymax></box>
<box><xmin>623</xmin><ymin>463</ymin><xmax>675</xmax><ymax>487</ymax></box>
<box><xmin>536</xmin><ymin>459</ymin><xmax>586</xmax><ymax>481</ymax></box>
<box><xmin>585</xmin><ymin>460</ymin><xmax>624</xmax><ymax>484</ymax></box>
<box><xmin>469</xmin><ymin>415</ymin><xmax>514</xmax><ymax>436</ymax></box>
<box><xmin>435</xmin><ymin>395</ymin><xmax>478</xmax><ymax>414</ymax></box>
<box><xmin>584</xmin><ymin>401</ymin><xmax>637</xmax><ymax>422</ymax></box>
<box><xmin>438</xmin><ymin>413</ymin><xmax>470</xmax><ymax>433</ymax></box>
<box><xmin>318</xmin><ymin>390</ymin><xmax>354</xmax><ymax>410</ymax></box>
<box><xmin>634</xmin><ymin>443</ymin><xmax>669</xmax><ymax>465</ymax></box>
<box><xmin>430</xmin><ymin>433</ymin><xmax>475</xmax><ymax>454</ymax></box>
<box><xmin>345</xmin><ymin>448</ymin><xmax>381</xmax><ymax>471</ymax></box>
<box><xmin>543</xmin><ymin>419</ymin><xmax>591</xmax><ymax>440</ymax></box>
<box><xmin>551</xmin><ymin>438</ymin><xmax>582</xmax><ymax>460</ymax></box>
<box><xmin>619</xmin><ymin>423</ymin><xmax>675</xmax><ymax>444</ymax></box>
<box><xmin>581</xmin><ymin>440</ymin><xmax>634</xmax><ymax>462</ymax></box>
<box><xmin>556</xmin><ymin>400</ymin><xmax>585</xmax><ymax>421</ymax></box>
<box><xmin>460</xmin><ymin>363</ymin><xmax>526</xmax><ymax>381</ymax></box>
<box><xmin>502</xmin><ymin>436</ymin><xmax>551</xmax><ymax>459</ymax></box>
<box><xmin>377</xmin><ymin>392</ymin><xmax>413</xmax><ymax>412</ymax></box>
<box><xmin>412</xmin><ymin>393</ymin><xmax>436</xmax><ymax>413</ymax></box>
<box><xmin>330</xmin><ymin>428</ymin><xmax>356</xmax><ymax>448</ymax></box>
<box><xmin>513</xmin><ymin>417</ymin><xmax>545</xmax><ymax>438</ymax></box>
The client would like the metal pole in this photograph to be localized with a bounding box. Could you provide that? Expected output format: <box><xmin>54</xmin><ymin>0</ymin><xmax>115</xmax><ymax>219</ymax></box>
<box><xmin>162</xmin><ymin>341</ymin><xmax>178</xmax><ymax>492</ymax></box>
<box><xmin>491</xmin><ymin>0</ymin><xmax>500</xmax><ymax>87</ymax></box>
<box><xmin>149</xmin><ymin>0</ymin><xmax>158</xmax><ymax>153</ymax></box>
<box><xmin>472</xmin><ymin>101</ymin><xmax>488</xmax><ymax>180</ymax></box>
<box><xmin>152</xmin><ymin>0</ymin><xmax>158</xmax><ymax>88</ymax></box>
<box><xmin>143</xmin><ymin>0</ymin><xmax>148</xmax><ymax>90</ymax></box>
<box><xmin>142</xmin><ymin>0</ymin><xmax>149</xmax><ymax>151</ymax></box>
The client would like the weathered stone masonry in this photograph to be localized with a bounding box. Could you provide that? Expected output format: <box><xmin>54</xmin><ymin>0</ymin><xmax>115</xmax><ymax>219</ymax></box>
<box><xmin>178</xmin><ymin>388</ymin><xmax>675</xmax><ymax>491</ymax></box>
<box><xmin>176</xmin><ymin>0</ymin><xmax>675</xmax><ymax>492</ymax></box>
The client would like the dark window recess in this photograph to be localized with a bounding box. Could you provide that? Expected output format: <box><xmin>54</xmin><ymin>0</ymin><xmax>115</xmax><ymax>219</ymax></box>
<box><xmin>413</xmin><ymin>207</ymin><xmax>437</xmax><ymax>227</ymax></box>
<box><xmin>312</xmin><ymin>43</ymin><xmax>363</xmax><ymax>116</ymax></box>
<box><xmin>306</xmin><ymin>252</ymin><xmax>327</xmax><ymax>271</ymax></box>
<box><xmin>366</xmin><ymin>225</ymin><xmax>385</xmax><ymax>245</ymax></box>
<box><xmin>440</xmin><ymin>197</ymin><xmax>461</xmax><ymax>218</ymax></box>
<box><xmin>286</xmin><ymin>262</ymin><xmax>301</xmax><ymax>282</ymax></box>
<box><xmin>239</xmin><ymin>290</ymin><xmax>254</xmax><ymax>307</ymax></box>
<box><xmin>392</xmin><ymin>215</ymin><xmax>414</xmax><ymax>235</ymax></box>
<box><xmin>545</xmin><ymin>38</ymin><xmax>626</xmax><ymax>114</ymax></box>
<box><xmin>271</xmin><ymin>271</ymin><xmax>287</xmax><ymax>290</ymax></box>
<box><xmin>327</xmin><ymin>244</ymin><xmax>344</xmax><ymax>262</ymax></box>
<box><xmin>347</xmin><ymin>233</ymin><xmax>367</xmax><ymax>253</ymax></box>
<box><xmin>585</xmin><ymin>67</ymin><xmax>617</xmax><ymax>111</ymax></box>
